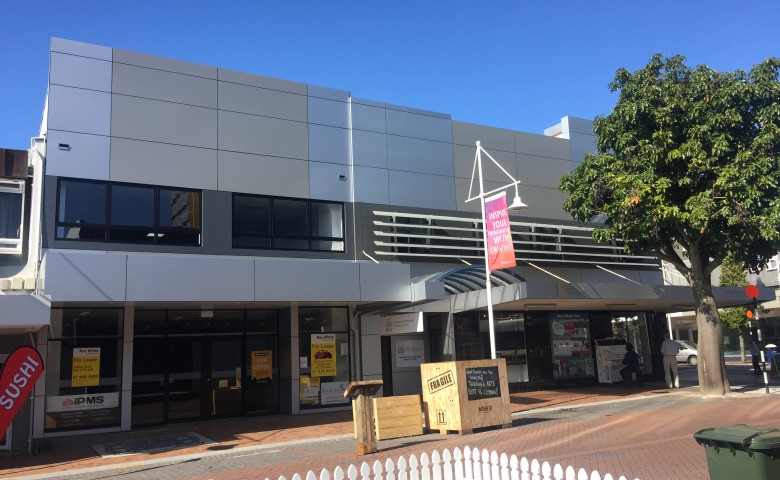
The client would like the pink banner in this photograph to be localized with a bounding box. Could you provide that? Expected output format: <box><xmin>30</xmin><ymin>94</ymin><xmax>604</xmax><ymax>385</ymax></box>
<box><xmin>1</xmin><ymin>346</ymin><xmax>44</xmax><ymax>442</ymax></box>
<box><xmin>484</xmin><ymin>192</ymin><xmax>516</xmax><ymax>271</ymax></box>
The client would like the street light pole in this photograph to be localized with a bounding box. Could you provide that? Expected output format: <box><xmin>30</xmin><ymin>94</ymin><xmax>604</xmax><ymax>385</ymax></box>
<box><xmin>466</xmin><ymin>141</ymin><xmax>528</xmax><ymax>359</ymax></box>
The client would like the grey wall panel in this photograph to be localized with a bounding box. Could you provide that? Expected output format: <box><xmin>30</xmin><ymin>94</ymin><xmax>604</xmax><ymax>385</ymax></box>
<box><xmin>516</xmin><ymin>153</ymin><xmax>570</xmax><ymax>189</ymax></box>
<box><xmin>0</xmin><ymin>296</ymin><xmax>50</xmax><ymax>328</ymax></box>
<box><xmin>44</xmin><ymin>251</ymin><xmax>127</xmax><ymax>301</ymax></box>
<box><xmin>50</xmin><ymin>53</ymin><xmax>112</xmax><ymax>92</ymax></box>
<box><xmin>451</xmin><ymin>121</ymin><xmax>515</xmax><ymax>152</ymax></box>
<box><xmin>254</xmin><ymin>258</ymin><xmax>360</xmax><ymax>301</ymax></box>
<box><xmin>308</xmin><ymin>161</ymin><xmax>350</xmax><ymax>202</ymax></box>
<box><xmin>387</xmin><ymin>136</ymin><xmax>454</xmax><ymax>176</ymax></box>
<box><xmin>352</xmin><ymin>130</ymin><xmax>387</xmax><ymax>168</ymax></box>
<box><xmin>566</xmin><ymin>117</ymin><xmax>595</xmax><ymax>135</ymax></box>
<box><xmin>359</xmin><ymin>263</ymin><xmax>411</xmax><ymax>301</ymax></box>
<box><xmin>353</xmin><ymin>166</ymin><xmax>389</xmax><ymax>204</ymax></box>
<box><xmin>113</xmin><ymin>63</ymin><xmax>217</xmax><ymax>108</ymax></box>
<box><xmin>218</xmin><ymin>111</ymin><xmax>308</xmax><ymax>159</ymax></box>
<box><xmin>110</xmin><ymin>137</ymin><xmax>217</xmax><ymax>189</ymax></box>
<box><xmin>453</xmin><ymin>177</ymin><xmax>515</xmax><ymax>213</ymax></box>
<box><xmin>351</xmin><ymin>103</ymin><xmax>386</xmax><ymax>133</ymax></box>
<box><xmin>218</xmin><ymin>150</ymin><xmax>309</xmax><ymax>197</ymax></box>
<box><xmin>218</xmin><ymin>68</ymin><xmax>307</xmax><ymax>94</ymax></box>
<box><xmin>48</xmin><ymin>85</ymin><xmax>111</xmax><ymax>136</ymax></box>
<box><xmin>201</xmin><ymin>190</ymin><xmax>232</xmax><ymax>254</ymax></box>
<box><xmin>113</xmin><ymin>49</ymin><xmax>217</xmax><ymax>79</ymax></box>
<box><xmin>517</xmin><ymin>185</ymin><xmax>571</xmax><ymax>221</ymax></box>
<box><xmin>386</xmin><ymin>109</ymin><xmax>452</xmax><ymax>143</ymax></box>
<box><xmin>126</xmin><ymin>254</ymin><xmax>255</xmax><ymax>301</ymax></box>
<box><xmin>111</xmin><ymin>95</ymin><xmax>217</xmax><ymax>148</ymax></box>
<box><xmin>308</xmin><ymin>97</ymin><xmax>348</xmax><ymax>128</ymax></box>
<box><xmin>308</xmin><ymin>124</ymin><xmax>349</xmax><ymax>165</ymax></box>
<box><xmin>51</xmin><ymin>38</ymin><xmax>112</xmax><ymax>61</ymax></box>
<box><xmin>46</xmin><ymin>130</ymin><xmax>110</xmax><ymax>180</ymax></box>
<box><xmin>568</xmin><ymin>131</ymin><xmax>597</xmax><ymax>167</ymax></box>
<box><xmin>218</xmin><ymin>81</ymin><xmax>307</xmax><ymax>121</ymax></box>
<box><xmin>515</xmin><ymin>131</ymin><xmax>570</xmax><ymax>159</ymax></box>
<box><xmin>308</xmin><ymin>85</ymin><xmax>349</xmax><ymax>102</ymax></box>
<box><xmin>452</xmin><ymin>144</ymin><xmax>516</xmax><ymax>181</ymax></box>
<box><xmin>388</xmin><ymin>170</ymin><xmax>456</xmax><ymax>210</ymax></box>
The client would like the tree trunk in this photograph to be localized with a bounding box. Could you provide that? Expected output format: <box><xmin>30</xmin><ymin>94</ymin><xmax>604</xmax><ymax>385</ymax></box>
<box><xmin>688</xmin><ymin>253</ymin><xmax>730</xmax><ymax>396</ymax></box>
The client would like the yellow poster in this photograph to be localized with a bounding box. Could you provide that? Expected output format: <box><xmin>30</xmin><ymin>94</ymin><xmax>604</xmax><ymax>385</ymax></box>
<box><xmin>300</xmin><ymin>375</ymin><xmax>321</xmax><ymax>405</ymax></box>
<box><xmin>310</xmin><ymin>333</ymin><xmax>336</xmax><ymax>377</ymax></box>
<box><xmin>251</xmin><ymin>350</ymin><xmax>273</xmax><ymax>380</ymax></box>
<box><xmin>72</xmin><ymin>347</ymin><xmax>100</xmax><ymax>387</ymax></box>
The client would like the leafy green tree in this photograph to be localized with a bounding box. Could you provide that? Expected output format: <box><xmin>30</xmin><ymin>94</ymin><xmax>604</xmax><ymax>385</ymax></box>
<box><xmin>719</xmin><ymin>256</ymin><xmax>749</xmax><ymax>332</ymax></box>
<box><xmin>559</xmin><ymin>54</ymin><xmax>780</xmax><ymax>396</ymax></box>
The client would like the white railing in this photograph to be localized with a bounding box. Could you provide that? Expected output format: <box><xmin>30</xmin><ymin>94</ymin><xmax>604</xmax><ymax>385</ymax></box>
<box><xmin>268</xmin><ymin>445</ymin><xmax>637</xmax><ymax>480</ymax></box>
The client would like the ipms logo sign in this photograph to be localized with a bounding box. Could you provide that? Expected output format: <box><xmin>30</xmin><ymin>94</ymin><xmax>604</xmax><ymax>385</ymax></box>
<box><xmin>0</xmin><ymin>346</ymin><xmax>44</xmax><ymax>441</ymax></box>
<box><xmin>46</xmin><ymin>392</ymin><xmax>120</xmax><ymax>412</ymax></box>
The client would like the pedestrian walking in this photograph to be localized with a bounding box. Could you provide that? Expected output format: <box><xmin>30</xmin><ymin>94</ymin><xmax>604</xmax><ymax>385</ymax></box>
<box><xmin>661</xmin><ymin>334</ymin><xmax>680</xmax><ymax>388</ymax></box>
<box><xmin>750</xmin><ymin>340</ymin><xmax>761</xmax><ymax>375</ymax></box>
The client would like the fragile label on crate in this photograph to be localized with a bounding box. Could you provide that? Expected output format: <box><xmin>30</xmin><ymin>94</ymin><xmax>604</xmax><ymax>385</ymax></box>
<box><xmin>427</xmin><ymin>370</ymin><xmax>454</xmax><ymax>394</ymax></box>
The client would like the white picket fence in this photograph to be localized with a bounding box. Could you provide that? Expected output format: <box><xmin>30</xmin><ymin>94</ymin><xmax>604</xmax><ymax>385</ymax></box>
<box><xmin>267</xmin><ymin>445</ymin><xmax>638</xmax><ymax>480</ymax></box>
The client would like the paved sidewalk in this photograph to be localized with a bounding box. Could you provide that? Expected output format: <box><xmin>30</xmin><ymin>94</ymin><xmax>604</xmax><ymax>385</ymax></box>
<box><xmin>1</xmin><ymin>362</ymin><xmax>776</xmax><ymax>480</ymax></box>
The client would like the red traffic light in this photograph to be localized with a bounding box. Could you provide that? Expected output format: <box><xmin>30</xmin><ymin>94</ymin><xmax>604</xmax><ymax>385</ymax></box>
<box><xmin>746</xmin><ymin>284</ymin><xmax>759</xmax><ymax>299</ymax></box>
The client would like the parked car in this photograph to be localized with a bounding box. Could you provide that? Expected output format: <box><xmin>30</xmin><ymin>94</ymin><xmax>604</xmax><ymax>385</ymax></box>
<box><xmin>676</xmin><ymin>340</ymin><xmax>698</xmax><ymax>365</ymax></box>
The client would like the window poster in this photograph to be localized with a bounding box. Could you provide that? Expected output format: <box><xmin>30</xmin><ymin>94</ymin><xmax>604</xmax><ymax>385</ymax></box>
<box><xmin>550</xmin><ymin>313</ymin><xmax>594</xmax><ymax>379</ymax></box>
<box><xmin>71</xmin><ymin>347</ymin><xmax>100</xmax><ymax>387</ymax></box>
<box><xmin>300</xmin><ymin>375</ymin><xmax>321</xmax><ymax>406</ymax></box>
<box><xmin>310</xmin><ymin>334</ymin><xmax>336</xmax><ymax>377</ymax></box>
<box><xmin>320</xmin><ymin>381</ymin><xmax>350</xmax><ymax>405</ymax></box>
<box><xmin>251</xmin><ymin>350</ymin><xmax>272</xmax><ymax>381</ymax></box>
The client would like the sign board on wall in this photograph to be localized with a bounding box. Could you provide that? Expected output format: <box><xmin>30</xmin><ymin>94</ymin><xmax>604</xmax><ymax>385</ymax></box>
<box><xmin>310</xmin><ymin>334</ymin><xmax>336</xmax><ymax>377</ymax></box>
<box><xmin>251</xmin><ymin>350</ymin><xmax>273</xmax><ymax>381</ymax></box>
<box><xmin>550</xmin><ymin>312</ymin><xmax>594</xmax><ymax>379</ymax></box>
<box><xmin>379</xmin><ymin>313</ymin><xmax>424</xmax><ymax>335</ymax></box>
<box><xmin>395</xmin><ymin>339</ymin><xmax>425</xmax><ymax>368</ymax></box>
<box><xmin>320</xmin><ymin>381</ymin><xmax>349</xmax><ymax>405</ymax></box>
<box><xmin>72</xmin><ymin>347</ymin><xmax>100</xmax><ymax>387</ymax></box>
<box><xmin>46</xmin><ymin>392</ymin><xmax>120</xmax><ymax>412</ymax></box>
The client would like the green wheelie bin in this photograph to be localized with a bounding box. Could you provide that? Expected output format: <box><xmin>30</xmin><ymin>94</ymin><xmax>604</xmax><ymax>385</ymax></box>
<box><xmin>694</xmin><ymin>424</ymin><xmax>780</xmax><ymax>479</ymax></box>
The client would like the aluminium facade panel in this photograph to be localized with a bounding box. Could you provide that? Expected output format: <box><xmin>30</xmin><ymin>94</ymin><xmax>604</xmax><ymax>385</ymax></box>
<box><xmin>47</xmin><ymin>85</ymin><xmax>111</xmax><ymax>136</ymax></box>
<box><xmin>385</xmin><ymin>108</ymin><xmax>452</xmax><ymax>143</ymax></box>
<box><xmin>217</xmin><ymin>150</ymin><xmax>309</xmax><ymax>197</ymax></box>
<box><xmin>452</xmin><ymin>121</ymin><xmax>516</xmax><ymax>152</ymax></box>
<box><xmin>386</xmin><ymin>135</ymin><xmax>454</xmax><ymax>176</ymax></box>
<box><xmin>112</xmin><ymin>62</ymin><xmax>217</xmax><ymax>109</ymax></box>
<box><xmin>351</xmin><ymin>102</ymin><xmax>387</xmax><ymax>133</ymax></box>
<box><xmin>44</xmin><ymin>251</ymin><xmax>127</xmax><ymax>302</ymax></box>
<box><xmin>218</xmin><ymin>68</ymin><xmax>307</xmax><ymax>94</ymax></box>
<box><xmin>253</xmin><ymin>258</ymin><xmax>360</xmax><ymax>301</ymax></box>
<box><xmin>218</xmin><ymin>81</ymin><xmax>307</xmax><ymax>121</ymax></box>
<box><xmin>514</xmin><ymin>131</ymin><xmax>570</xmax><ymax>159</ymax></box>
<box><xmin>308</xmin><ymin>161</ymin><xmax>351</xmax><ymax>203</ymax></box>
<box><xmin>452</xmin><ymin>143</ymin><xmax>517</xmax><ymax>182</ymax></box>
<box><xmin>49</xmin><ymin>52</ymin><xmax>112</xmax><ymax>92</ymax></box>
<box><xmin>45</xmin><ymin>130</ymin><xmax>111</xmax><ymax>180</ymax></box>
<box><xmin>516</xmin><ymin>152</ymin><xmax>572</xmax><ymax>189</ymax></box>
<box><xmin>111</xmin><ymin>94</ymin><xmax>217</xmax><ymax>149</ymax></box>
<box><xmin>388</xmin><ymin>170</ymin><xmax>456</xmax><ymax>210</ymax></box>
<box><xmin>51</xmin><ymin>38</ymin><xmax>112</xmax><ymax>61</ymax></box>
<box><xmin>352</xmin><ymin>130</ymin><xmax>388</xmax><ymax>168</ymax></box>
<box><xmin>308</xmin><ymin>124</ymin><xmax>350</xmax><ymax>165</ymax></box>
<box><xmin>217</xmin><ymin>110</ymin><xmax>308</xmax><ymax>160</ymax></box>
<box><xmin>307</xmin><ymin>96</ymin><xmax>349</xmax><ymax>128</ymax></box>
<box><xmin>352</xmin><ymin>166</ymin><xmax>390</xmax><ymax>204</ymax></box>
<box><xmin>113</xmin><ymin>48</ymin><xmax>217</xmax><ymax>79</ymax></box>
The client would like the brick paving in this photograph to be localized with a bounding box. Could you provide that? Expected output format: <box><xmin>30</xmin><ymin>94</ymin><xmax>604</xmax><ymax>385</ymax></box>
<box><xmin>1</xmin><ymin>362</ymin><xmax>777</xmax><ymax>480</ymax></box>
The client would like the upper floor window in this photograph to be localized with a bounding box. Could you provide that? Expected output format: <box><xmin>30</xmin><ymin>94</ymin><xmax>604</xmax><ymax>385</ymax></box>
<box><xmin>233</xmin><ymin>194</ymin><xmax>344</xmax><ymax>252</ymax></box>
<box><xmin>56</xmin><ymin>179</ymin><xmax>201</xmax><ymax>246</ymax></box>
<box><xmin>0</xmin><ymin>179</ymin><xmax>24</xmax><ymax>254</ymax></box>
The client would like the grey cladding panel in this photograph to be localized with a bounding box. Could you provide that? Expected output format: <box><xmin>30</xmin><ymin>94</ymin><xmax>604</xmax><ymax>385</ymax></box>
<box><xmin>308</xmin><ymin>124</ymin><xmax>349</xmax><ymax>165</ymax></box>
<box><xmin>515</xmin><ymin>131</ymin><xmax>570</xmax><ymax>159</ymax></box>
<box><xmin>110</xmin><ymin>137</ymin><xmax>217</xmax><ymax>190</ymax></box>
<box><xmin>218</xmin><ymin>150</ymin><xmax>309</xmax><ymax>197</ymax></box>
<box><xmin>113</xmin><ymin>49</ymin><xmax>217</xmax><ymax>78</ymax></box>
<box><xmin>218</xmin><ymin>68</ymin><xmax>307</xmax><ymax>94</ymax></box>
<box><xmin>352</xmin><ymin>130</ymin><xmax>387</xmax><ymax>168</ymax></box>
<box><xmin>44</xmin><ymin>252</ymin><xmax>127</xmax><ymax>302</ymax></box>
<box><xmin>48</xmin><ymin>85</ymin><xmax>111</xmax><ymax>136</ymax></box>
<box><xmin>387</xmin><ymin>136</ymin><xmax>454</xmax><ymax>176</ymax></box>
<box><xmin>308</xmin><ymin>97</ymin><xmax>348</xmax><ymax>128</ymax></box>
<box><xmin>353</xmin><ymin>166</ymin><xmax>389</xmax><ymax>204</ymax></box>
<box><xmin>218</xmin><ymin>81</ymin><xmax>307</xmax><ymax>122</ymax></box>
<box><xmin>388</xmin><ymin>170</ymin><xmax>456</xmax><ymax>210</ymax></box>
<box><xmin>112</xmin><ymin>63</ymin><xmax>217</xmax><ymax>108</ymax></box>
<box><xmin>454</xmin><ymin>177</ymin><xmax>515</xmax><ymax>213</ymax></box>
<box><xmin>218</xmin><ymin>111</ymin><xmax>308</xmax><ymax>160</ymax></box>
<box><xmin>453</xmin><ymin>144</ymin><xmax>516</xmax><ymax>181</ymax></box>
<box><xmin>51</xmin><ymin>38</ymin><xmax>112</xmax><ymax>61</ymax></box>
<box><xmin>309</xmin><ymin>161</ymin><xmax>351</xmax><ymax>202</ymax></box>
<box><xmin>46</xmin><ymin>130</ymin><xmax>110</xmax><ymax>180</ymax></box>
<box><xmin>308</xmin><ymin>85</ymin><xmax>349</xmax><ymax>102</ymax></box>
<box><xmin>452</xmin><ymin>121</ymin><xmax>515</xmax><ymax>152</ymax></box>
<box><xmin>351</xmin><ymin>103</ymin><xmax>386</xmax><ymax>133</ymax></box>
<box><xmin>516</xmin><ymin>185</ymin><xmax>570</xmax><ymax>221</ymax></box>
<box><xmin>386</xmin><ymin>109</ymin><xmax>452</xmax><ymax>143</ymax></box>
<box><xmin>50</xmin><ymin>53</ymin><xmax>112</xmax><ymax>92</ymax></box>
<box><xmin>516</xmin><ymin>153</ymin><xmax>570</xmax><ymax>189</ymax></box>
<box><xmin>111</xmin><ymin>95</ymin><xmax>217</xmax><ymax>149</ymax></box>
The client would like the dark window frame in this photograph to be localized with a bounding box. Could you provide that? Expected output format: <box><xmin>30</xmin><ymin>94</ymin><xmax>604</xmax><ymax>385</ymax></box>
<box><xmin>55</xmin><ymin>178</ymin><xmax>202</xmax><ymax>247</ymax></box>
<box><xmin>232</xmin><ymin>193</ymin><xmax>345</xmax><ymax>252</ymax></box>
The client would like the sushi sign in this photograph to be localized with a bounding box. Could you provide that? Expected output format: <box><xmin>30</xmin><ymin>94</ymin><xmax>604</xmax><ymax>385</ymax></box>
<box><xmin>0</xmin><ymin>347</ymin><xmax>44</xmax><ymax>441</ymax></box>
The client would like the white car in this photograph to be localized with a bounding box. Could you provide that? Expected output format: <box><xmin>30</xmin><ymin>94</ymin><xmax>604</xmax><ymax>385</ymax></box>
<box><xmin>676</xmin><ymin>340</ymin><xmax>698</xmax><ymax>366</ymax></box>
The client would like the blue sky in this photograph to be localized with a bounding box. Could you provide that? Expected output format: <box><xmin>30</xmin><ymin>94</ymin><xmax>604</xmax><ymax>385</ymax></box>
<box><xmin>1</xmin><ymin>1</ymin><xmax>778</xmax><ymax>150</ymax></box>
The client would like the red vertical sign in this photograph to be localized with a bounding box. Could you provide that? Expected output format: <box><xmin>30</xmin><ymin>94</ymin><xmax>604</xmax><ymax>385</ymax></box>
<box><xmin>0</xmin><ymin>346</ymin><xmax>44</xmax><ymax>442</ymax></box>
<box><xmin>484</xmin><ymin>191</ymin><xmax>516</xmax><ymax>271</ymax></box>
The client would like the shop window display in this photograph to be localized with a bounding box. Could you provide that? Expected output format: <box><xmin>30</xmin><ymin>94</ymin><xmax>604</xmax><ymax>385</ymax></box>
<box><xmin>298</xmin><ymin>308</ymin><xmax>350</xmax><ymax>409</ymax></box>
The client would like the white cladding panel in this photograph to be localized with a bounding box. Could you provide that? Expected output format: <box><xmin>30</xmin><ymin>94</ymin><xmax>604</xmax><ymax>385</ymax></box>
<box><xmin>44</xmin><ymin>251</ymin><xmax>127</xmax><ymax>302</ymax></box>
<box><xmin>0</xmin><ymin>296</ymin><xmax>51</xmax><ymax>328</ymax></box>
<box><xmin>254</xmin><ymin>259</ymin><xmax>360</xmax><ymax>301</ymax></box>
<box><xmin>51</xmin><ymin>38</ymin><xmax>112</xmax><ymax>61</ymax></box>
<box><xmin>50</xmin><ymin>53</ymin><xmax>112</xmax><ymax>92</ymax></box>
<box><xmin>308</xmin><ymin>161</ymin><xmax>351</xmax><ymax>202</ymax></box>
<box><xmin>48</xmin><ymin>85</ymin><xmax>111</xmax><ymax>136</ymax></box>
<box><xmin>46</xmin><ymin>130</ymin><xmax>110</xmax><ymax>180</ymax></box>
<box><xmin>359</xmin><ymin>263</ymin><xmax>412</xmax><ymax>301</ymax></box>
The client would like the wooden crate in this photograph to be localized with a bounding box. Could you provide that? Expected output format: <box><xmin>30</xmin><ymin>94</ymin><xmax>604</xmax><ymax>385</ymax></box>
<box><xmin>420</xmin><ymin>359</ymin><xmax>511</xmax><ymax>435</ymax></box>
<box><xmin>372</xmin><ymin>395</ymin><xmax>424</xmax><ymax>440</ymax></box>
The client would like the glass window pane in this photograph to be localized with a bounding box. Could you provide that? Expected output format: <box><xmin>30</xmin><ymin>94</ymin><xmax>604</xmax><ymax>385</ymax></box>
<box><xmin>299</xmin><ymin>307</ymin><xmax>349</xmax><ymax>332</ymax></box>
<box><xmin>272</xmin><ymin>237</ymin><xmax>309</xmax><ymax>250</ymax></box>
<box><xmin>0</xmin><ymin>191</ymin><xmax>22</xmax><ymax>239</ymax></box>
<box><xmin>233</xmin><ymin>195</ymin><xmax>271</xmax><ymax>248</ymax></box>
<box><xmin>159</xmin><ymin>189</ymin><xmax>200</xmax><ymax>229</ymax></box>
<box><xmin>50</xmin><ymin>309</ymin><xmax>123</xmax><ymax>338</ymax></box>
<box><xmin>134</xmin><ymin>311</ymin><xmax>166</xmax><ymax>336</ymax></box>
<box><xmin>110</xmin><ymin>185</ymin><xmax>154</xmax><ymax>227</ymax></box>
<box><xmin>311</xmin><ymin>202</ymin><xmax>343</xmax><ymax>238</ymax></box>
<box><xmin>311</xmin><ymin>240</ymin><xmax>344</xmax><ymax>252</ymax></box>
<box><xmin>273</xmin><ymin>199</ymin><xmax>308</xmax><ymax>236</ymax></box>
<box><xmin>57</xmin><ymin>181</ymin><xmax>106</xmax><ymax>225</ymax></box>
<box><xmin>247</xmin><ymin>310</ymin><xmax>279</xmax><ymax>333</ymax></box>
